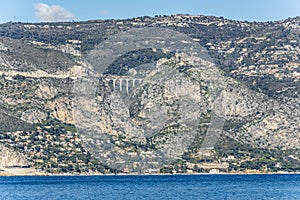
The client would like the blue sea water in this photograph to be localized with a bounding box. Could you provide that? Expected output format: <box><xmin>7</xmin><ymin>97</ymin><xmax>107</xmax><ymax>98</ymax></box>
<box><xmin>0</xmin><ymin>174</ymin><xmax>299</xmax><ymax>200</ymax></box>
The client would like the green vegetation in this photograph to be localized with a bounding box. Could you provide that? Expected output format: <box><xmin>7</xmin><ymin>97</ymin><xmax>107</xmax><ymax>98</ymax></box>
<box><xmin>0</xmin><ymin>119</ymin><xmax>113</xmax><ymax>174</ymax></box>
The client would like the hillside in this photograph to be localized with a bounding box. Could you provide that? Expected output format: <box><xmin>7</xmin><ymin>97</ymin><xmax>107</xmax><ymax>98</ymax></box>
<box><xmin>0</xmin><ymin>15</ymin><xmax>299</xmax><ymax>175</ymax></box>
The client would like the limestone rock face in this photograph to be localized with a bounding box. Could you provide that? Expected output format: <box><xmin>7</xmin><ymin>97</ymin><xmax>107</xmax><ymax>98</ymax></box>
<box><xmin>35</xmin><ymin>84</ymin><xmax>58</xmax><ymax>99</ymax></box>
<box><xmin>21</xmin><ymin>109</ymin><xmax>47</xmax><ymax>124</ymax></box>
<box><xmin>0</xmin><ymin>144</ymin><xmax>29</xmax><ymax>167</ymax></box>
<box><xmin>47</xmin><ymin>97</ymin><xmax>74</xmax><ymax>124</ymax></box>
<box><xmin>70</xmin><ymin>54</ymin><xmax>299</xmax><ymax>171</ymax></box>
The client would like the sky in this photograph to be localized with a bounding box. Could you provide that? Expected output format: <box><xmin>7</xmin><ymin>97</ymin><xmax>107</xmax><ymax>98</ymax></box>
<box><xmin>0</xmin><ymin>0</ymin><xmax>299</xmax><ymax>23</ymax></box>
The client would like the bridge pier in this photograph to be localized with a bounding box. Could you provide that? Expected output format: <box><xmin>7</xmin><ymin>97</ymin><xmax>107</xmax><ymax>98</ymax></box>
<box><xmin>126</xmin><ymin>79</ymin><xmax>129</xmax><ymax>94</ymax></box>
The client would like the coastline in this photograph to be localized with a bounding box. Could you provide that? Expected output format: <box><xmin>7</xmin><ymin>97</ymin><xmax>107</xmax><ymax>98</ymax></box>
<box><xmin>1</xmin><ymin>170</ymin><xmax>300</xmax><ymax>177</ymax></box>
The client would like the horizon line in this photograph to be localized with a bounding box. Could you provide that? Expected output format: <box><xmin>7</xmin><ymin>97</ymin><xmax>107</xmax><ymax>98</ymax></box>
<box><xmin>1</xmin><ymin>13</ymin><xmax>300</xmax><ymax>25</ymax></box>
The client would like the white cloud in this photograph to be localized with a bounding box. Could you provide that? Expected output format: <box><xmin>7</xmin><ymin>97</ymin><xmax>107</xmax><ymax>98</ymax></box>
<box><xmin>35</xmin><ymin>3</ymin><xmax>75</xmax><ymax>22</ymax></box>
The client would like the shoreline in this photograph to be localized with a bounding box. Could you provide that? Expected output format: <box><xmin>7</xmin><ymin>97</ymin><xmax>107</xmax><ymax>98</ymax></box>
<box><xmin>1</xmin><ymin>171</ymin><xmax>300</xmax><ymax>177</ymax></box>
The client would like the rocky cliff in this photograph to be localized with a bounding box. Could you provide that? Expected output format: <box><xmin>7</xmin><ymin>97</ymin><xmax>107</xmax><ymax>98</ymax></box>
<box><xmin>0</xmin><ymin>15</ymin><xmax>299</xmax><ymax>174</ymax></box>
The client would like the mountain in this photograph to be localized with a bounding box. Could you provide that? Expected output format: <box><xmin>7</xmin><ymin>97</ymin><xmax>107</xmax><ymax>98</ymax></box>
<box><xmin>0</xmin><ymin>14</ymin><xmax>299</xmax><ymax>175</ymax></box>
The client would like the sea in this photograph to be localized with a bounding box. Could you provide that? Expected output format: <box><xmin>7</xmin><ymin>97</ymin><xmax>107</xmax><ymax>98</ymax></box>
<box><xmin>0</xmin><ymin>174</ymin><xmax>299</xmax><ymax>200</ymax></box>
